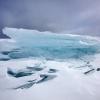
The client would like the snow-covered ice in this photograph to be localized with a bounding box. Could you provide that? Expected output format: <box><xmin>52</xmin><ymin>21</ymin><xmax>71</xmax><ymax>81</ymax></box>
<box><xmin>0</xmin><ymin>27</ymin><xmax>100</xmax><ymax>100</ymax></box>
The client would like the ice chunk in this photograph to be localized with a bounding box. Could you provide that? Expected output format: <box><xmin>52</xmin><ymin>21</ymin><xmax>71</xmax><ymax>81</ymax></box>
<box><xmin>2</xmin><ymin>27</ymin><xmax>100</xmax><ymax>60</ymax></box>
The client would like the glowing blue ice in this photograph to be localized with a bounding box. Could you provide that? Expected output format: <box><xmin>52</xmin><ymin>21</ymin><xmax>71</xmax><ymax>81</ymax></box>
<box><xmin>2</xmin><ymin>28</ymin><xmax>100</xmax><ymax>60</ymax></box>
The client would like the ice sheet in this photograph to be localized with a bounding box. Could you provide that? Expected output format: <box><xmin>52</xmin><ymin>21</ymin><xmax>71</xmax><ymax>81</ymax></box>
<box><xmin>0</xmin><ymin>28</ymin><xmax>100</xmax><ymax>100</ymax></box>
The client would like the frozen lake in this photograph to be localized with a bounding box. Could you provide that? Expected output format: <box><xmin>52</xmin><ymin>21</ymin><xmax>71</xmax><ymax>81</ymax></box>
<box><xmin>0</xmin><ymin>28</ymin><xmax>100</xmax><ymax>100</ymax></box>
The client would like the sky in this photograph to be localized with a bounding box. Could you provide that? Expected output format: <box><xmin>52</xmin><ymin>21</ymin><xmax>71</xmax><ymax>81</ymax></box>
<box><xmin>0</xmin><ymin>0</ymin><xmax>100</xmax><ymax>36</ymax></box>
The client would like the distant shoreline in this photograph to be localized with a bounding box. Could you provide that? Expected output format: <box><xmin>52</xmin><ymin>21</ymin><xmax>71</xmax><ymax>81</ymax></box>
<box><xmin>0</xmin><ymin>33</ymin><xmax>10</xmax><ymax>39</ymax></box>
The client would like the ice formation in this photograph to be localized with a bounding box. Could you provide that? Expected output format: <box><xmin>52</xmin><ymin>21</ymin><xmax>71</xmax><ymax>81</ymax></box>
<box><xmin>0</xmin><ymin>28</ymin><xmax>100</xmax><ymax>100</ymax></box>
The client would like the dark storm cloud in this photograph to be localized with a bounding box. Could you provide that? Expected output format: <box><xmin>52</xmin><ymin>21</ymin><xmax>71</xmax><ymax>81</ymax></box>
<box><xmin>0</xmin><ymin>0</ymin><xmax>100</xmax><ymax>36</ymax></box>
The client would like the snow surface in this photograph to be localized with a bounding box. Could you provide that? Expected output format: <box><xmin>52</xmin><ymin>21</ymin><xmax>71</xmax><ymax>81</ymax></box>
<box><xmin>0</xmin><ymin>28</ymin><xmax>100</xmax><ymax>100</ymax></box>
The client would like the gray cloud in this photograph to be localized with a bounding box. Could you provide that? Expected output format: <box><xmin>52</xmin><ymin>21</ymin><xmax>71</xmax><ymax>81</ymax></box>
<box><xmin>0</xmin><ymin>0</ymin><xmax>100</xmax><ymax>36</ymax></box>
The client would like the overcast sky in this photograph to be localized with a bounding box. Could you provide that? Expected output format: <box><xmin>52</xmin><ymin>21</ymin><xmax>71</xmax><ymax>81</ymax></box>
<box><xmin>0</xmin><ymin>0</ymin><xmax>100</xmax><ymax>36</ymax></box>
